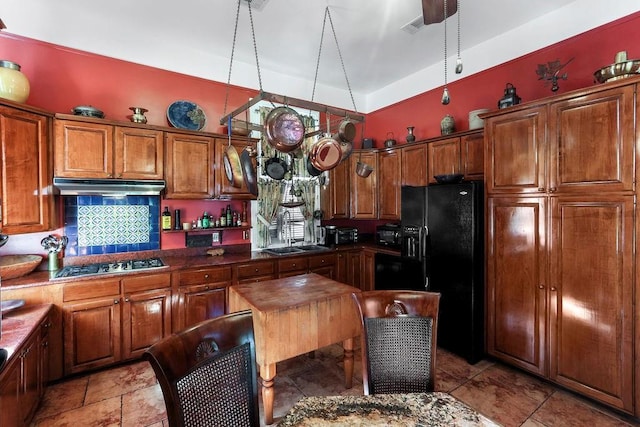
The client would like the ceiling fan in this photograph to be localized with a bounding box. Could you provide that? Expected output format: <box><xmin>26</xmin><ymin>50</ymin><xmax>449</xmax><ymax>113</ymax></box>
<box><xmin>422</xmin><ymin>0</ymin><xmax>458</xmax><ymax>25</ymax></box>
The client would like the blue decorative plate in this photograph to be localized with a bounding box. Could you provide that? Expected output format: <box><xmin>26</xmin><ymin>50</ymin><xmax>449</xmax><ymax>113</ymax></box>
<box><xmin>167</xmin><ymin>100</ymin><xmax>206</xmax><ymax>131</ymax></box>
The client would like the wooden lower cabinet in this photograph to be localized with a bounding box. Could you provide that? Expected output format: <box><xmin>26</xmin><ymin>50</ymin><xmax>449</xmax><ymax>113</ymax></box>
<box><xmin>63</xmin><ymin>273</ymin><xmax>171</xmax><ymax>375</ymax></box>
<box><xmin>361</xmin><ymin>249</ymin><xmax>375</xmax><ymax>291</ymax></box>
<box><xmin>308</xmin><ymin>253</ymin><xmax>336</xmax><ymax>279</ymax></box>
<box><xmin>176</xmin><ymin>266</ymin><xmax>232</xmax><ymax>330</ymax></box>
<box><xmin>487</xmin><ymin>195</ymin><xmax>634</xmax><ymax>413</ymax></box>
<box><xmin>0</xmin><ymin>310</ymin><xmax>51</xmax><ymax>427</ymax></box>
<box><xmin>0</xmin><ymin>358</ymin><xmax>20</xmax><ymax>426</ymax></box>
<box><xmin>234</xmin><ymin>260</ymin><xmax>276</xmax><ymax>284</ymax></box>
<box><xmin>335</xmin><ymin>250</ymin><xmax>362</xmax><ymax>288</ymax></box>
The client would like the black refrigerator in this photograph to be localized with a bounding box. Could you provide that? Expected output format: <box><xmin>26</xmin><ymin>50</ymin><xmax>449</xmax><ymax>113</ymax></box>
<box><xmin>400</xmin><ymin>181</ymin><xmax>484</xmax><ymax>364</ymax></box>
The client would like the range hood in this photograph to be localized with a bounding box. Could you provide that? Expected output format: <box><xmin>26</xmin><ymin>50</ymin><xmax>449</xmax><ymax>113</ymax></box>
<box><xmin>53</xmin><ymin>177</ymin><xmax>165</xmax><ymax>196</ymax></box>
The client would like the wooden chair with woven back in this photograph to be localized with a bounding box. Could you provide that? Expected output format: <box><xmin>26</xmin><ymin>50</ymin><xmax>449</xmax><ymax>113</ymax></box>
<box><xmin>352</xmin><ymin>290</ymin><xmax>441</xmax><ymax>395</ymax></box>
<box><xmin>143</xmin><ymin>310</ymin><xmax>259</xmax><ymax>427</ymax></box>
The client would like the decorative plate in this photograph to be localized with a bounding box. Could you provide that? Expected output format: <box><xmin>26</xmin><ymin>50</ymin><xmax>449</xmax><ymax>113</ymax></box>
<box><xmin>167</xmin><ymin>100</ymin><xmax>206</xmax><ymax>131</ymax></box>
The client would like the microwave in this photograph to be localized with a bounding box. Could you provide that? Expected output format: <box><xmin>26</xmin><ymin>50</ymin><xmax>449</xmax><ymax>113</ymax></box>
<box><xmin>335</xmin><ymin>227</ymin><xmax>358</xmax><ymax>245</ymax></box>
<box><xmin>376</xmin><ymin>223</ymin><xmax>401</xmax><ymax>248</ymax></box>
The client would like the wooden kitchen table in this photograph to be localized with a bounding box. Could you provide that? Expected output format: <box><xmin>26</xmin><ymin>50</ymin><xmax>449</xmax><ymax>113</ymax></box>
<box><xmin>228</xmin><ymin>273</ymin><xmax>361</xmax><ymax>425</ymax></box>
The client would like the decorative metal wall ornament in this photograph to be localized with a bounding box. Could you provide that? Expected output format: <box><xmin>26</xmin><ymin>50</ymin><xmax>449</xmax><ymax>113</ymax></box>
<box><xmin>536</xmin><ymin>58</ymin><xmax>574</xmax><ymax>92</ymax></box>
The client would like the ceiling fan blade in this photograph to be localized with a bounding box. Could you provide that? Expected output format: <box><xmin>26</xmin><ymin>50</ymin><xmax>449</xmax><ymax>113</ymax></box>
<box><xmin>422</xmin><ymin>0</ymin><xmax>458</xmax><ymax>25</ymax></box>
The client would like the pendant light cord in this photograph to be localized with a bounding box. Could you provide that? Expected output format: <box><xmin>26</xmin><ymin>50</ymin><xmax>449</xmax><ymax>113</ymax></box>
<box><xmin>444</xmin><ymin>0</ymin><xmax>448</xmax><ymax>88</ymax></box>
<box><xmin>457</xmin><ymin>0</ymin><xmax>461</xmax><ymax>61</ymax></box>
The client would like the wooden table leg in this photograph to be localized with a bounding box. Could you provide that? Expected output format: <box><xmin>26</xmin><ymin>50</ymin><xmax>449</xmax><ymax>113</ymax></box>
<box><xmin>343</xmin><ymin>337</ymin><xmax>354</xmax><ymax>389</ymax></box>
<box><xmin>260</xmin><ymin>363</ymin><xmax>277</xmax><ymax>425</ymax></box>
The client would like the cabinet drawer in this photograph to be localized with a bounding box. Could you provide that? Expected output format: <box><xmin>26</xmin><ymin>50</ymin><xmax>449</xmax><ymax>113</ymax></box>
<box><xmin>278</xmin><ymin>257</ymin><xmax>309</xmax><ymax>273</ymax></box>
<box><xmin>236</xmin><ymin>261</ymin><xmax>275</xmax><ymax>280</ymax></box>
<box><xmin>179</xmin><ymin>267</ymin><xmax>232</xmax><ymax>286</ymax></box>
<box><xmin>122</xmin><ymin>273</ymin><xmax>171</xmax><ymax>293</ymax></box>
<box><xmin>308</xmin><ymin>253</ymin><xmax>336</xmax><ymax>269</ymax></box>
<box><xmin>63</xmin><ymin>279</ymin><xmax>120</xmax><ymax>302</ymax></box>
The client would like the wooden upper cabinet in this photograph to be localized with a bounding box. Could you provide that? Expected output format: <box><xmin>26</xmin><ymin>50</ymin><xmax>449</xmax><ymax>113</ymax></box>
<box><xmin>378</xmin><ymin>147</ymin><xmax>401</xmax><ymax>220</ymax></box>
<box><xmin>484</xmin><ymin>106</ymin><xmax>547</xmax><ymax>195</ymax></box>
<box><xmin>321</xmin><ymin>158</ymin><xmax>350</xmax><ymax>219</ymax></box>
<box><xmin>114</xmin><ymin>127</ymin><xmax>163</xmax><ymax>179</ymax></box>
<box><xmin>164</xmin><ymin>132</ymin><xmax>215</xmax><ymax>199</ymax></box>
<box><xmin>0</xmin><ymin>105</ymin><xmax>54</xmax><ymax>234</ymax></box>
<box><xmin>54</xmin><ymin>120</ymin><xmax>112</xmax><ymax>178</ymax></box>
<box><xmin>214</xmin><ymin>138</ymin><xmax>257</xmax><ymax>200</ymax></box>
<box><xmin>401</xmin><ymin>142</ymin><xmax>428</xmax><ymax>186</ymax></box>
<box><xmin>428</xmin><ymin>137</ymin><xmax>460</xmax><ymax>184</ymax></box>
<box><xmin>461</xmin><ymin>131</ymin><xmax>484</xmax><ymax>180</ymax></box>
<box><xmin>547</xmin><ymin>85</ymin><xmax>634</xmax><ymax>193</ymax></box>
<box><xmin>349</xmin><ymin>151</ymin><xmax>377</xmax><ymax>219</ymax></box>
<box><xmin>54</xmin><ymin>119</ymin><xmax>163</xmax><ymax>180</ymax></box>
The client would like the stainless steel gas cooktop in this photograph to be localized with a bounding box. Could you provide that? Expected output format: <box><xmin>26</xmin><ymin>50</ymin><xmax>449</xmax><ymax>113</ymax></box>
<box><xmin>53</xmin><ymin>257</ymin><xmax>166</xmax><ymax>279</ymax></box>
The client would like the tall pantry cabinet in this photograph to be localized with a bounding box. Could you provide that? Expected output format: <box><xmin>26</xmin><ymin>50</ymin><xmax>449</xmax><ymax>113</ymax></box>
<box><xmin>484</xmin><ymin>82</ymin><xmax>636</xmax><ymax>415</ymax></box>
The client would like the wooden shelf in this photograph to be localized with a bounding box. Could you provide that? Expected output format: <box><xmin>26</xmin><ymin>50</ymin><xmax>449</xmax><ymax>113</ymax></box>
<box><xmin>162</xmin><ymin>226</ymin><xmax>251</xmax><ymax>234</ymax></box>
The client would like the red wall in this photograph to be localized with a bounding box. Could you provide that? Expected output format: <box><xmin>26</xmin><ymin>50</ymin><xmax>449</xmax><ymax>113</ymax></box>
<box><xmin>365</xmin><ymin>11</ymin><xmax>640</xmax><ymax>145</ymax></box>
<box><xmin>1</xmin><ymin>11</ymin><xmax>639</xmax><ymax>253</ymax></box>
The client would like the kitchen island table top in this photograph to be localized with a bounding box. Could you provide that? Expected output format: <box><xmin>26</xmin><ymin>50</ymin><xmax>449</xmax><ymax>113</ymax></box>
<box><xmin>229</xmin><ymin>273</ymin><xmax>361</xmax><ymax>425</ymax></box>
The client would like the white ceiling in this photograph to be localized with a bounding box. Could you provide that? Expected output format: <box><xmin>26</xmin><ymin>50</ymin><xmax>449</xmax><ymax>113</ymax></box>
<box><xmin>2</xmin><ymin>0</ymin><xmax>639</xmax><ymax>112</ymax></box>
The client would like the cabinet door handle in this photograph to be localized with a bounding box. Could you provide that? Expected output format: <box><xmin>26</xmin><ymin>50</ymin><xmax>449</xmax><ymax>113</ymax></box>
<box><xmin>42</xmin><ymin>341</ymin><xmax>48</xmax><ymax>348</ymax></box>
<box><xmin>114</xmin><ymin>299</ymin><xmax>120</xmax><ymax>304</ymax></box>
<box><xmin>550</xmin><ymin>286</ymin><xmax>557</xmax><ymax>291</ymax></box>
<box><xmin>538</xmin><ymin>187</ymin><xmax>545</xmax><ymax>192</ymax></box>
<box><xmin>549</xmin><ymin>187</ymin><xmax>557</xmax><ymax>193</ymax></box>
<box><xmin>538</xmin><ymin>284</ymin><xmax>545</xmax><ymax>289</ymax></box>
<box><xmin>204</xmin><ymin>274</ymin><xmax>210</xmax><ymax>279</ymax></box>
<box><xmin>107</xmin><ymin>173</ymin><xmax>113</xmax><ymax>178</ymax></box>
<box><xmin>124</xmin><ymin>297</ymin><xmax>130</xmax><ymax>302</ymax></box>
<box><xmin>254</xmin><ymin>268</ymin><xmax>259</xmax><ymax>272</ymax></box>
<box><xmin>205</xmin><ymin>285</ymin><xmax>210</xmax><ymax>290</ymax></box>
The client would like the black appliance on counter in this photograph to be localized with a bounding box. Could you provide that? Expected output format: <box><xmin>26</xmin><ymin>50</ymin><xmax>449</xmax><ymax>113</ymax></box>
<box><xmin>377</xmin><ymin>181</ymin><xmax>484</xmax><ymax>364</ymax></box>
<box><xmin>323</xmin><ymin>226</ymin><xmax>358</xmax><ymax>247</ymax></box>
<box><xmin>375</xmin><ymin>223</ymin><xmax>401</xmax><ymax>248</ymax></box>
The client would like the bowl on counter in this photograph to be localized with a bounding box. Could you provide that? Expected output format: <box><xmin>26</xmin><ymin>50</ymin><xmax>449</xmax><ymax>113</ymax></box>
<box><xmin>0</xmin><ymin>254</ymin><xmax>42</xmax><ymax>280</ymax></box>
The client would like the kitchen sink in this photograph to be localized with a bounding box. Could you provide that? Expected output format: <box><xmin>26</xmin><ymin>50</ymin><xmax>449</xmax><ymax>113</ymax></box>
<box><xmin>263</xmin><ymin>245</ymin><xmax>329</xmax><ymax>256</ymax></box>
<box><xmin>297</xmin><ymin>245</ymin><xmax>330</xmax><ymax>252</ymax></box>
<box><xmin>263</xmin><ymin>247</ymin><xmax>305</xmax><ymax>255</ymax></box>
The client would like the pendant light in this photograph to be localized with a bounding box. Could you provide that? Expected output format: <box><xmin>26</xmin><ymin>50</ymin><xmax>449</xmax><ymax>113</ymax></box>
<box><xmin>441</xmin><ymin>0</ymin><xmax>450</xmax><ymax>105</ymax></box>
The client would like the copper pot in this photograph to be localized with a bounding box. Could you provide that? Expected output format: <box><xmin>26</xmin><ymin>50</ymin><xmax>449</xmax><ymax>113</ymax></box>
<box><xmin>309</xmin><ymin>134</ymin><xmax>342</xmax><ymax>171</ymax></box>
<box><xmin>264</xmin><ymin>106</ymin><xmax>306</xmax><ymax>153</ymax></box>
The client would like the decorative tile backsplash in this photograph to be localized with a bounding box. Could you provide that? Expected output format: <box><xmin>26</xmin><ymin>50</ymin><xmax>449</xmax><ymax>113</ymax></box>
<box><xmin>63</xmin><ymin>196</ymin><xmax>160</xmax><ymax>256</ymax></box>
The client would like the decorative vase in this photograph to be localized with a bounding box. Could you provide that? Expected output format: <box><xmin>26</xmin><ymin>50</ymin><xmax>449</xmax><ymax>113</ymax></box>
<box><xmin>405</xmin><ymin>126</ymin><xmax>416</xmax><ymax>143</ymax></box>
<box><xmin>440</xmin><ymin>114</ymin><xmax>455</xmax><ymax>135</ymax></box>
<box><xmin>129</xmin><ymin>106</ymin><xmax>148</xmax><ymax>124</ymax></box>
<box><xmin>0</xmin><ymin>60</ymin><xmax>30</xmax><ymax>103</ymax></box>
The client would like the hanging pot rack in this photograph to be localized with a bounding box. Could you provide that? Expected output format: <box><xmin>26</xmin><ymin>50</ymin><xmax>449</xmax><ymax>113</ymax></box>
<box><xmin>220</xmin><ymin>91</ymin><xmax>365</xmax><ymax>138</ymax></box>
<box><xmin>219</xmin><ymin>1</ymin><xmax>364</xmax><ymax>141</ymax></box>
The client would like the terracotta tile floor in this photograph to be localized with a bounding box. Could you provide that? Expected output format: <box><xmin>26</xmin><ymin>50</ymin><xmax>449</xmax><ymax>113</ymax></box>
<box><xmin>31</xmin><ymin>345</ymin><xmax>638</xmax><ymax>427</ymax></box>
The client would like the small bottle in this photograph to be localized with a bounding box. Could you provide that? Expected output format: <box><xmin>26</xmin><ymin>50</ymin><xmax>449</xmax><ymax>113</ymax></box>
<box><xmin>214</xmin><ymin>216</ymin><xmax>220</xmax><ymax>228</ymax></box>
<box><xmin>192</xmin><ymin>219</ymin><xmax>197</xmax><ymax>230</ymax></box>
<box><xmin>174</xmin><ymin>209</ymin><xmax>182</xmax><ymax>230</ymax></box>
<box><xmin>162</xmin><ymin>206</ymin><xmax>172</xmax><ymax>231</ymax></box>
<box><xmin>241</xmin><ymin>201</ymin><xmax>248</xmax><ymax>225</ymax></box>
<box><xmin>220</xmin><ymin>209</ymin><xmax>226</xmax><ymax>227</ymax></box>
<box><xmin>196</xmin><ymin>217</ymin><xmax>202</xmax><ymax>229</ymax></box>
<box><xmin>226</xmin><ymin>205</ymin><xmax>232</xmax><ymax>227</ymax></box>
<box><xmin>202</xmin><ymin>211</ymin><xmax>210</xmax><ymax>228</ymax></box>
<box><xmin>232</xmin><ymin>211</ymin><xmax>238</xmax><ymax>227</ymax></box>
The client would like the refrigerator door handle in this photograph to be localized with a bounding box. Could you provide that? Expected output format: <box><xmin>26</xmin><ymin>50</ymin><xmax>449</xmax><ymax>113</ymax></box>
<box><xmin>421</xmin><ymin>226</ymin><xmax>428</xmax><ymax>260</ymax></box>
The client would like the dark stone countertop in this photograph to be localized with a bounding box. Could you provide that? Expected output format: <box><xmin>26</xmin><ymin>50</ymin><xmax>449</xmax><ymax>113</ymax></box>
<box><xmin>0</xmin><ymin>242</ymin><xmax>400</xmax><ymax>290</ymax></box>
